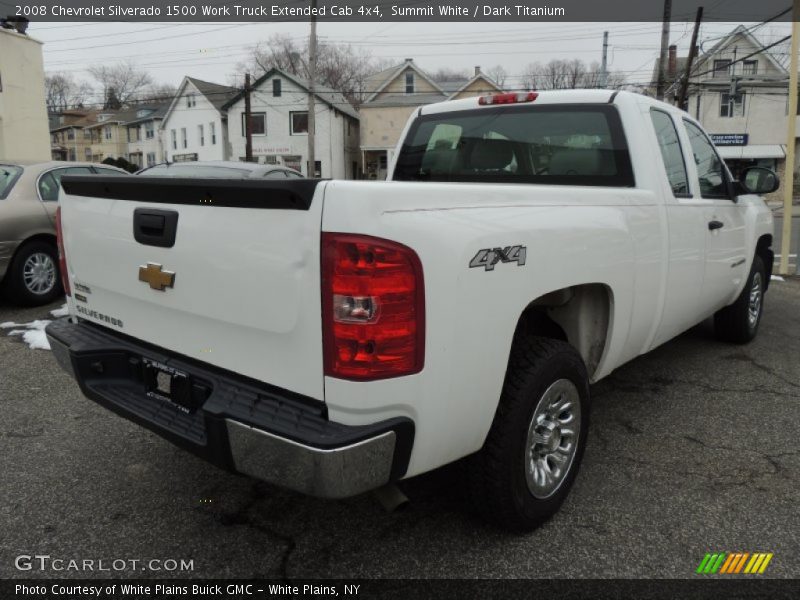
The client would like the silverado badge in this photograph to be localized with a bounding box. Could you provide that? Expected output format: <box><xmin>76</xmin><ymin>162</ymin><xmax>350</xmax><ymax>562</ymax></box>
<box><xmin>138</xmin><ymin>263</ymin><xmax>175</xmax><ymax>291</ymax></box>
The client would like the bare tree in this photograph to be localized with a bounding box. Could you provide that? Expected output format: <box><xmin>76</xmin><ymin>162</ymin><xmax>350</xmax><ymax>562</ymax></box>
<box><xmin>233</xmin><ymin>34</ymin><xmax>391</xmax><ymax>105</ymax></box>
<box><xmin>141</xmin><ymin>83</ymin><xmax>179</xmax><ymax>103</ymax></box>
<box><xmin>429</xmin><ymin>67</ymin><xmax>469</xmax><ymax>83</ymax></box>
<box><xmin>88</xmin><ymin>61</ymin><xmax>153</xmax><ymax>107</ymax></box>
<box><xmin>523</xmin><ymin>59</ymin><xmax>626</xmax><ymax>90</ymax></box>
<box><xmin>486</xmin><ymin>65</ymin><xmax>508</xmax><ymax>88</ymax></box>
<box><xmin>44</xmin><ymin>72</ymin><xmax>92</xmax><ymax>112</ymax></box>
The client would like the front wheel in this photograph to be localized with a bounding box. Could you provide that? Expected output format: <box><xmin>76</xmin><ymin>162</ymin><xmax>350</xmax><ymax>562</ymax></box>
<box><xmin>714</xmin><ymin>255</ymin><xmax>766</xmax><ymax>344</ymax></box>
<box><xmin>468</xmin><ymin>336</ymin><xmax>590</xmax><ymax>531</ymax></box>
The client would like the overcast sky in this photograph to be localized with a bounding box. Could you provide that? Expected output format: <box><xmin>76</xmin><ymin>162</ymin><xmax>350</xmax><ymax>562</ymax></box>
<box><xmin>29</xmin><ymin>20</ymin><xmax>792</xmax><ymax>104</ymax></box>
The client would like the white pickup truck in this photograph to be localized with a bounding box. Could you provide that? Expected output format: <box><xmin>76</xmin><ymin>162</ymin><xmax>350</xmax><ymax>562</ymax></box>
<box><xmin>46</xmin><ymin>90</ymin><xmax>776</xmax><ymax>530</ymax></box>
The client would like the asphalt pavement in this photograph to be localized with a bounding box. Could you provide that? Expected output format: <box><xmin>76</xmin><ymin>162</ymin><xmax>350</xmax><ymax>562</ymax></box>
<box><xmin>1</xmin><ymin>280</ymin><xmax>799</xmax><ymax>580</ymax></box>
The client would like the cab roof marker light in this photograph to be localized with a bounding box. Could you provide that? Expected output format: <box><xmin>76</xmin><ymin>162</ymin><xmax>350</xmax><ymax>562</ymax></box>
<box><xmin>478</xmin><ymin>92</ymin><xmax>539</xmax><ymax>106</ymax></box>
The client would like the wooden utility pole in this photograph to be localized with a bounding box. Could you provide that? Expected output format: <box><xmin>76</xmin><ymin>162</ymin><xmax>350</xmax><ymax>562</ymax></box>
<box><xmin>308</xmin><ymin>0</ymin><xmax>317</xmax><ymax>177</ymax></box>
<box><xmin>655</xmin><ymin>0</ymin><xmax>672</xmax><ymax>100</ymax></box>
<box><xmin>779</xmin><ymin>9</ymin><xmax>799</xmax><ymax>275</ymax></box>
<box><xmin>244</xmin><ymin>73</ymin><xmax>253</xmax><ymax>163</ymax></box>
<box><xmin>677</xmin><ymin>6</ymin><xmax>703</xmax><ymax>110</ymax></box>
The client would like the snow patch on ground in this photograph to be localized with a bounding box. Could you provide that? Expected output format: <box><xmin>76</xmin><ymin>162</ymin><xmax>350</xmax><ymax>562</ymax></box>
<box><xmin>1</xmin><ymin>319</ymin><xmax>51</xmax><ymax>350</ymax></box>
<box><xmin>771</xmin><ymin>275</ymin><xmax>785</xmax><ymax>282</ymax></box>
<box><xmin>50</xmin><ymin>303</ymin><xmax>69</xmax><ymax>318</ymax></box>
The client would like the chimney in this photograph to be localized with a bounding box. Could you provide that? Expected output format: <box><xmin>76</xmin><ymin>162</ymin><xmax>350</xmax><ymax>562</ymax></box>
<box><xmin>474</xmin><ymin>66</ymin><xmax>481</xmax><ymax>77</ymax></box>
<box><xmin>668</xmin><ymin>45</ymin><xmax>677</xmax><ymax>79</ymax></box>
<box><xmin>404</xmin><ymin>58</ymin><xmax>413</xmax><ymax>63</ymax></box>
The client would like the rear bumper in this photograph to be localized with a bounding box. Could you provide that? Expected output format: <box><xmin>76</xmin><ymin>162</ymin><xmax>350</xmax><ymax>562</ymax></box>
<box><xmin>45</xmin><ymin>318</ymin><xmax>414</xmax><ymax>499</ymax></box>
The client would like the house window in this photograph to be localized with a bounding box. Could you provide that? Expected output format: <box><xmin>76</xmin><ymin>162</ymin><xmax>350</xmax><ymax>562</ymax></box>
<box><xmin>405</xmin><ymin>71</ymin><xmax>415</xmax><ymax>94</ymax></box>
<box><xmin>741</xmin><ymin>60</ymin><xmax>758</xmax><ymax>75</ymax></box>
<box><xmin>210</xmin><ymin>122</ymin><xmax>216</xmax><ymax>144</ymax></box>
<box><xmin>68</xmin><ymin>149</ymin><xmax>76</xmax><ymax>161</ymax></box>
<box><xmin>242</xmin><ymin>112</ymin><xmax>266</xmax><ymax>136</ymax></box>
<box><xmin>713</xmin><ymin>59</ymin><xmax>731</xmax><ymax>78</ymax></box>
<box><xmin>273</xmin><ymin>79</ymin><xmax>281</xmax><ymax>97</ymax></box>
<box><xmin>145</xmin><ymin>122</ymin><xmax>154</xmax><ymax>139</ymax></box>
<box><xmin>181</xmin><ymin>127</ymin><xmax>187</xmax><ymax>148</ymax></box>
<box><xmin>720</xmin><ymin>92</ymin><xmax>745</xmax><ymax>118</ymax></box>
<box><xmin>146</xmin><ymin>152</ymin><xmax>156</xmax><ymax>166</ymax></box>
<box><xmin>198</xmin><ymin>124</ymin><xmax>205</xmax><ymax>146</ymax></box>
<box><xmin>290</xmin><ymin>111</ymin><xmax>309</xmax><ymax>135</ymax></box>
<box><xmin>67</xmin><ymin>129</ymin><xmax>75</xmax><ymax>141</ymax></box>
<box><xmin>84</xmin><ymin>129</ymin><xmax>91</xmax><ymax>139</ymax></box>
<box><xmin>85</xmin><ymin>148</ymin><xmax>92</xmax><ymax>159</ymax></box>
<box><xmin>171</xmin><ymin>129</ymin><xmax>177</xmax><ymax>150</ymax></box>
<box><xmin>104</xmin><ymin>126</ymin><xmax>112</xmax><ymax>140</ymax></box>
<box><xmin>186</xmin><ymin>93</ymin><xmax>196</xmax><ymax>108</ymax></box>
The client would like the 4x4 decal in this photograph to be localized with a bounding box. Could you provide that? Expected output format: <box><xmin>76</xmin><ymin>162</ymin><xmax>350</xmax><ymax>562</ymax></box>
<box><xmin>469</xmin><ymin>246</ymin><xmax>527</xmax><ymax>271</ymax></box>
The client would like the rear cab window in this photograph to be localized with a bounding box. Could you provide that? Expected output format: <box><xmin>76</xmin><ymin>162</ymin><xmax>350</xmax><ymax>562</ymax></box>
<box><xmin>393</xmin><ymin>104</ymin><xmax>634</xmax><ymax>187</ymax></box>
<box><xmin>0</xmin><ymin>165</ymin><xmax>23</xmax><ymax>199</ymax></box>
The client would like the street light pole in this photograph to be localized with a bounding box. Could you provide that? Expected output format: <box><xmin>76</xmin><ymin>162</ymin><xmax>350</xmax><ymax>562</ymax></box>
<box><xmin>779</xmin><ymin>10</ymin><xmax>799</xmax><ymax>275</ymax></box>
<box><xmin>308</xmin><ymin>0</ymin><xmax>317</xmax><ymax>177</ymax></box>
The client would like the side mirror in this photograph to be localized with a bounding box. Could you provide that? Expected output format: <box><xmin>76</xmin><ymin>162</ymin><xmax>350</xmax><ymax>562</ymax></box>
<box><xmin>739</xmin><ymin>166</ymin><xmax>780</xmax><ymax>195</ymax></box>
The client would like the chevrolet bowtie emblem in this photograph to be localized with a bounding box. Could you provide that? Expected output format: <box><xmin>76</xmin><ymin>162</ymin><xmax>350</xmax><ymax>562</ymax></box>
<box><xmin>138</xmin><ymin>262</ymin><xmax>175</xmax><ymax>291</ymax></box>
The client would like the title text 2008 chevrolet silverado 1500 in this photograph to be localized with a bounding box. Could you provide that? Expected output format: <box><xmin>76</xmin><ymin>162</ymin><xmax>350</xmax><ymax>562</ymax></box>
<box><xmin>46</xmin><ymin>90</ymin><xmax>777</xmax><ymax>530</ymax></box>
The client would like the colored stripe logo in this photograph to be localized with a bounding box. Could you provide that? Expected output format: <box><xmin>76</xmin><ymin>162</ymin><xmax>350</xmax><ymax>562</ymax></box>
<box><xmin>696</xmin><ymin>552</ymin><xmax>773</xmax><ymax>574</ymax></box>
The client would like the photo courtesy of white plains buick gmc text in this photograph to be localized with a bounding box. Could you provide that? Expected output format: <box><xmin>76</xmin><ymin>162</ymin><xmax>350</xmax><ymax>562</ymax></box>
<box><xmin>46</xmin><ymin>90</ymin><xmax>777</xmax><ymax>531</ymax></box>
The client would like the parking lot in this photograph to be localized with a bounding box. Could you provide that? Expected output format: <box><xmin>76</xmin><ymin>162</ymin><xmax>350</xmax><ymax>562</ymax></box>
<box><xmin>2</xmin><ymin>279</ymin><xmax>799</xmax><ymax>580</ymax></box>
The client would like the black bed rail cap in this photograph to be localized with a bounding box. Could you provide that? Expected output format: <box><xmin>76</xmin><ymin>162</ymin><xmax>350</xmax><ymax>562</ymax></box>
<box><xmin>59</xmin><ymin>175</ymin><xmax>323</xmax><ymax>210</ymax></box>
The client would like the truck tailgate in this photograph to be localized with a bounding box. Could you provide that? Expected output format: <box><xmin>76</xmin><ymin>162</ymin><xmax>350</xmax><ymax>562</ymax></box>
<box><xmin>58</xmin><ymin>176</ymin><xmax>326</xmax><ymax>401</ymax></box>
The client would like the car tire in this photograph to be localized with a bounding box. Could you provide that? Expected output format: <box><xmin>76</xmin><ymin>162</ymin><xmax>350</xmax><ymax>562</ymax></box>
<box><xmin>714</xmin><ymin>255</ymin><xmax>766</xmax><ymax>344</ymax></box>
<box><xmin>468</xmin><ymin>336</ymin><xmax>590</xmax><ymax>531</ymax></box>
<box><xmin>3</xmin><ymin>240</ymin><xmax>63</xmax><ymax>306</ymax></box>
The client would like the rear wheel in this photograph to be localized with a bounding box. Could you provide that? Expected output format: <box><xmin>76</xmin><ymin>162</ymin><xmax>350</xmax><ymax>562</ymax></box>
<box><xmin>714</xmin><ymin>255</ymin><xmax>765</xmax><ymax>344</ymax></box>
<box><xmin>468</xmin><ymin>336</ymin><xmax>590</xmax><ymax>531</ymax></box>
<box><xmin>3</xmin><ymin>241</ymin><xmax>63</xmax><ymax>306</ymax></box>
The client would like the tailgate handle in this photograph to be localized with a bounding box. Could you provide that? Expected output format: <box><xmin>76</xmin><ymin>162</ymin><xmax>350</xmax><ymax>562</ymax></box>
<box><xmin>133</xmin><ymin>208</ymin><xmax>179</xmax><ymax>248</ymax></box>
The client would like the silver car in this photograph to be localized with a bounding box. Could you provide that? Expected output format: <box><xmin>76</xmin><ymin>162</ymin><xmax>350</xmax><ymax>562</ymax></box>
<box><xmin>135</xmin><ymin>160</ymin><xmax>304</xmax><ymax>179</ymax></box>
<box><xmin>0</xmin><ymin>161</ymin><xmax>128</xmax><ymax>306</ymax></box>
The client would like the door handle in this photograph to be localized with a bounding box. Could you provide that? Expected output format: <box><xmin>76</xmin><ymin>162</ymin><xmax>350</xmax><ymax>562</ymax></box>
<box><xmin>708</xmin><ymin>220</ymin><xmax>724</xmax><ymax>231</ymax></box>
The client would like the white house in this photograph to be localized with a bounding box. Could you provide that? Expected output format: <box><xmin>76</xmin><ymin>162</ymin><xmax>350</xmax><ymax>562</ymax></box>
<box><xmin>160</xmin><ymin>76</ymin><xmax>238</xmax><ymax>162</ymax></box>
<box><xmin>124</xmin><ymin>104</ymin><xmax>167</xmax><ymax>168</ymax></box>
<box><xmin>222</xmin><ymin>68</ymin><xmax>360</xmax><ymax>178</ymax></box>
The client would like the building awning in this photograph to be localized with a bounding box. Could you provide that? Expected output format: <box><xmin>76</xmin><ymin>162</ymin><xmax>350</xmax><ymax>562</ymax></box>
<box><xmin>717</xmin><ymin>145</ymin><xmax>786</xmax><ymax>160</ymax></box>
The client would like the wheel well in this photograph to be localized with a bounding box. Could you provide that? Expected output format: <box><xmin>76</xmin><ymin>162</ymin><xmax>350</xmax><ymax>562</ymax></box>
<box><xmin>15</xmin><ymin>234</ymin><xmax>57</xmax><ymax>253</ymax></box>
<box><xmin>513</xmin><ymin>284</ymin><xmax>612</xmax><ymax>380</ymax></box>
<box><xmin>756</xmin><ymin>234</ymin><xmax>774</xmax><ymax>291</ymax></box>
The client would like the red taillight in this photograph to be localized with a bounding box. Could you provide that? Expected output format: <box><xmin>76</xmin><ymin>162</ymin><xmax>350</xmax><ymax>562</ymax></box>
<box><xmin>478</xmin><ymin>92</ymin><xmax>539</xmax><ymax>105</ymax></box>
<box><xmin>55</xmin><ymin>206</ymin><xmax>71</xmax><ymax>297</ymax></box>
<box><xmin>322</xmin><ymin>233</ymin><xmax>425</xmax><ymax>380</ymax></box>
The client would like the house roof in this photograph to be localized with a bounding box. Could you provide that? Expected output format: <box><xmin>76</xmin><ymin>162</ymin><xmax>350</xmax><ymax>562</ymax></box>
<box><xmin>446</xmin><ymin>73</ymin><xmax>504</xmax><ymax>97</ymax></box>
<box><xmin>123</xmin><ymin>104</ymin><xmax>168</xmax><ymax>125</ymax></box>
<box><xmin>186</xmin><ymin>77</ymin><xmax>240</xmax><ymax>111</ymax></box>
<box><xmin>649</xmin><ymin>56</ymin><xmax>690</xmax><ymax>88</ymax></box>
<box><xmin>363</xmin><ymin>60</ymin><xmax>447</xmax><ymax>104</ymax></box>
<box><xmin>221</xmin><ymin>67</ymin><xmax>359</xmax><ymax>120</ymax></box>
<box><xmin>50</xmin><ymin>112</ymin><xmax>99</xmax><ymax>132</ymax></box>
<box><xmin>161</xmin><ymin>76</ymin><xmax>239</xmax><ymax>125</ymax></box>
<box><xmin>693</xmin><ymin>25</ymin><xmax>787</xmax><ymax>77</ymax></box>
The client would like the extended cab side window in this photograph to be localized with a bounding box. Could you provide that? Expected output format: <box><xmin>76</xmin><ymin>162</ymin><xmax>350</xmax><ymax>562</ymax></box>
<box><xmin>649</xmin><ymin>110</ymin><xmax>689</xmax><ymax>197</ymax></box>
<box><xmin>683</xmin><ymin>120</ymin><xmax>729</xmax><ymax>199</ymax></box>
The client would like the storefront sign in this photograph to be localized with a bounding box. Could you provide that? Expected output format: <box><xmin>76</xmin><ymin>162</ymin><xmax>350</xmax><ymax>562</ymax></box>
<box><xmin>710</xmin><ymin>134</ymin><xmax>748</xmax><ymax>147</ymax></box>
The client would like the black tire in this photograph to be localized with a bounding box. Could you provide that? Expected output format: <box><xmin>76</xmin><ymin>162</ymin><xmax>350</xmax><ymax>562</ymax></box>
<box><xmin>468</xmin><ymin>336</ymin><xmax>590</xmax><ymax>531</ymax></box>
<box><xmin>3</xmin><ymin>240</ymin><xmax>63</xmax><ymax>306</ymax></box>
<box><xmin>714</xmin><ymin>255</ymin><xmax>765</xmax><ymax>344</ymax></box>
